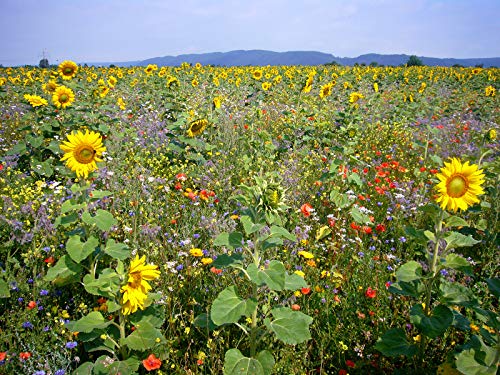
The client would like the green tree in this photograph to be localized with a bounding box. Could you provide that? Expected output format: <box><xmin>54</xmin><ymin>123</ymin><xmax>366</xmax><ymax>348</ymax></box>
<box><xmin>407</xmin><ymin>55</ymin><xmax>424</xmax><ymax>67</ymax></box>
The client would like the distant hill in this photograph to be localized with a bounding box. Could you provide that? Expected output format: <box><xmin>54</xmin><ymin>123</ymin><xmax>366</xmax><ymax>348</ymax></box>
<box><xmin>84</xmin><ymin>50</ymin><xmax>500</xmax><ymax>67</ymax></box>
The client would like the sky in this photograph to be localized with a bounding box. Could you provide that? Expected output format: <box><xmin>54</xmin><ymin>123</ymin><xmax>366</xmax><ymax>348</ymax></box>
<box><xmin>1</xmin><ymin>0</ymin><xmax>499</xmax><ymax>66</ymax></box>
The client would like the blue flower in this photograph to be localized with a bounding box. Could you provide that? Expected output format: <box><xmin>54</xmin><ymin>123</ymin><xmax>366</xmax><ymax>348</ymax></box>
<box><xmin>54</xmin><ymin>370</ymin><xmax>66</xmax><ymax>375</ymax></box>
<box><xmin>34</xmin><ymin>371</ymin><xmax>46</xmax><ymax>375</ymax></box>
<box><xmin>65</xmin><ymin>341</ymin><xmax>78</xmax><ymax>349</ymax></box>
<box><xmin>22</xmin><ymin>321</ymin><xmax>34</xmax><ymax>329</ymax></box>
<box><xmin>40</xmin><ymin>289</ymin><xmax>49</xmax><ymax>296</ymax></box>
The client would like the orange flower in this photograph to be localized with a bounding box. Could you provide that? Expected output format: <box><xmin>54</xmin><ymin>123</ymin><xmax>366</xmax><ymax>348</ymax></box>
<box><xmin>0</xmin><ymin>352</ymin><xmax>6</xmax><ymax>361</ymax></box>
<box><xmin>143</xmin><ymin>353</ymin><xmax>162</xmax><ymax>371</ymax></box>
<box><xmin>300</xmin><ymin>203</ymin><xmax>314</xmax><ymax>217</ymax></box>
<box><xmin>19</xmin><ymin>352</ymin><xmax>31</xmax><ymax>361</ymax></box>
<box><xmin>27</xmin><ymin>301</ymin><xmax>37</xmax><ymax>310</ymax></box>
<box><xmin>291</xmin><ymin>304</ymin><xmax>301</xmax><ymax>311</ymax></box>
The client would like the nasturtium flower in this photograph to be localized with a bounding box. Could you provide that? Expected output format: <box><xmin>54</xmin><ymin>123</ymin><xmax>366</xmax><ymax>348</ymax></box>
<box><xmin>52</xmin><ymin>86</ymin><xmax>75</xmax><ymax>108</ymax></box>
<box><xmin>58</xmin><ymin>60</ymin><xmax>78</xmax><ymax>80</ymax></box>
<box><xmin>24</xmin><ymin>94</ymin><xmax>48</xmax><ymax>107</ymax></box>
<box><xmin>121</xmin><ymin>255</ymin><xmax>161</xmax><ymax>315</ymax></box>
<box><xmin>142</xmin><ymin>353</ymin><xmax>162</xmax><ymax>371</ymax></box>
<box><xmin>60</xmin><ymin>130</ymin><xmax>106</xmax><ymax>179</ymax></box>
<box><xmin>187</xmin><ymin>119</ymin><xmax>208</xmax><ymax>137</ymax></box>
<box><xmin>435</xmin><ymin>158</ymin><xmax>485</xmax><ymax>212</ymax></box>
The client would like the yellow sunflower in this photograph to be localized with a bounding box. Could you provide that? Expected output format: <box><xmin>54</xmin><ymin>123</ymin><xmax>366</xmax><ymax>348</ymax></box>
<box><xmin>435</xmin><ymin>158</ymin><xmax>485</xmax><ymax>212</ymax></box>
<box><xmin>52</xmin><ymin>86</ymin><xmax>75</xmax><ymax>108</ymax></box>
<box><xmin>349</xmin><ymin>92</ymin><xmax>364</xmax><ymax>104</ymax></box>
<box><xmin>253</xmin><ymin>69</ymin><xmax>263</xmax><ymax>80</ymax></box>
<box><xmin>187</xmin><ymin>119</ymin><xmax>208</xmax><ymax>137</ymax></box>
<box><xmin>58</xmin><ymin>60</ymin><xmax>78</xmax><ymax>80</ymax></box>
<box><xmin>60</xmin><ymin>130</ymin><xmax>106</xmax><ymax>178</ymax></box>
<box><xmin>319</xmin><ymin>83</ymin><xmax>333</xmax><ymax>99</ymax></box>
<box><xmin>121</xmin><ymin>255</ymin><xmax>160</xmax><ymax>315</ymax></box>
<box><xmin>24</xmin><ymin>94</ymin><xmax>48</xmax><ymax>107</ymax></box>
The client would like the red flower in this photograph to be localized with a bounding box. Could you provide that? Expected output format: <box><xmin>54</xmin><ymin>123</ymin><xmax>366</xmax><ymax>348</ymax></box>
<box><xmin>175</xmin><ymin>173</ymin><xmax>187</xmax><ymax>181</ymax></box>
<box><xmin>0</xmin><ymin>164</ymin><xmax>3</xmax><ymax>171</ymax></box>
<box><xmin>143</xmin><ymin>354</ymin><xmax>162</xmax><ymax>371</ymax></box>
<box><xmin>27</xmin><ymin>301</ymin><xmax>37</xmax><ymax>310</ymax></box>
<box><xmin>301</xmin><ymin>287</ymin><xmax>311</xmax><ymax>295</ymax></box>
<box><xmin>210</xmin><ymin>267</ymin><xmax>222</xmax><ymax>275</ymax></box>
<box><xmin>0</xmin><ymin>352</ymin><xmax>6</xmax><ymax>361</ymax></box>
<box><xmin>375</xmin><ymin>224</ymin><xmax>386</xmax><ymax>232</ymax></box>
<box><xmin>44</xmin><ymin>256</ymin><xmax>55</xmax><ymax>265</ymax></box>
<box><xmin>365</xmin><ymin>287</ymin><xmax>377</xmax><ymax>299</ymax></box>
<box><xmin>362</xmin><ymin>226</ymin><xmax>372</xmax><ymax>235</ymax></box>
<box><xmin>346</xmin><ymin>359</ymin><xmax>356</xmax><ymax>368</ymax></box>
<box><xmin>350</xmin><ymin>222</ymin><xmax>360</xmax><ymax>231</ymax></box>
<box><xmin>300</xmin><ymin>203</ymin><xmax>314</xmax><ymax>217</ymax></box>
<box><xmin>338</xmin><ymin>370</ymin><xmax>348</xmax><ymax>375</ymax></box>
<box><xmin>19</xmin><ymin>352</ymin><xmax>31</xmax><ymax>361</ymax></box>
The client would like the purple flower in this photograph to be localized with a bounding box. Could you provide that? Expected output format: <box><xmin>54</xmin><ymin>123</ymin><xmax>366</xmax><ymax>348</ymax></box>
<box><xmin>22</xmin><ymin>321</ymin><xmax>34</xmax><ymax>329</ymax></box>
<box><xmin>55</xmin><ymin>370</ymin><xmax>66</xmax><ymax>375</ymax></box>
<box><xmin>65</xmin><ymin>341</ymin><xmax>78</xmax><ymax>349</ymax></box>
<box><xmin>40</xmin><ymin>289</ymin><xmax>49</xmax><ymax>296</ymax></box>
<box><xmin>34</xmin><ymin>371</ymin><xmax>46</xmax><ymax>375</ymax></box>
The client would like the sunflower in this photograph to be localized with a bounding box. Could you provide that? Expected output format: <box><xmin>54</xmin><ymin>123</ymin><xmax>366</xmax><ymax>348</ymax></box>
<box><xmin>187</xmin><ymin>119</ymin><xmax>208</xmax><ymax>137</ymax></box>
<box><xmin>121</xmin><ymin>255</ymin><xmax>160</xmax><ymax>315</ymax></box>
<box><xmin>253</xmin><ymin>69</ymin><xmax>263</xmax><ymax>80</ymax></box>
<box><xmin>349</xmin><ymin>92</ymin><xmax>364</xmax><ymax>104</ymax></box>
<box><xmin>435</xmin><ymin>158</ymin><xmax>485</xmax><ymax>212</ymax></box>
<box><xmin>24</xmin><ymin>94</ymin><xmax>48</xmax><ymax>107</ymax></box>
<box><xmin>60</xmin><ymin>130</ymin><xmax>106</xmax><ymax>178</ymax></box>
<box><xmin>319</xmin><ymin>83</ymin><xmax>333</xmax><ymax>99</ymax></box>
<box><xmin>52</xmin><ymin>86</ymin><xmax>75</xmax><ymax>108</ymax></box>
<box><xmin>58</xmin><ymin>60</ymin><xmax>78</xmax><ymax>80</ymax></box>
<box><xmin>42</xmin><ymin>80</ymin><xmax>58</xmax><ymax>94</ymax></box>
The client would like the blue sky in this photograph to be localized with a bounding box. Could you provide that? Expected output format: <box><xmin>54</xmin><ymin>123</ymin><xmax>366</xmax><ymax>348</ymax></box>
<box><xmin>1</xmin><ymin>0</ymin><xmax>499</xmax><ymax>66</ymax></box>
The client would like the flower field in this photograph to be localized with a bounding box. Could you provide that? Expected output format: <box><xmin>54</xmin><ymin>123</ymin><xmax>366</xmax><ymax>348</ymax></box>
<box><xmin>0</xmin><ymin>61</ymin><xmax>498</xmax><ymax>375</ymax></box>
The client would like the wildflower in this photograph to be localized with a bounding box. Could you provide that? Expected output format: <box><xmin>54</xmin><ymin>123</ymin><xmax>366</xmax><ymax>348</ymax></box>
<box><xmin>27</xmin><ymin>300</ymin><xmax>37</xmax><ymax>309</ymax></box>
<box><xmin>339</xmin><ymin>341</ymin><xmax>348</xmax><ymax>351</ymax></box>
<box><xmin>301</xmin><ymin>287</ymin><xmax>311</xmax><ymax>295</ymax></box>
<box><xmin>435</xmin><ymin>158</ymin><xmax>485</xmax><ymax>212</ymax></box>
<box><xmin>58</xmin><ymin>60</ymin><xmax>78</xmax><ymax>80</ymax></box>
<box><xmin>300</xmin><ymin>203</ymin><xmax>314</xmax><ymax>217</ymax></box>
<box><xmin>187</xmin><ymin>119</ymin><xmax>208</xmax><ymax>137</ymax></box>
<box><xmin>0</xmin><ymin>352</ymin><xmax>6</xmax><ymax>361</ymax></box>
<box><xmin>143</xmin><ymin>353</ymin><xmax>162</xmax><ymax>371</ymax></box>
<box><xmin>22</xmin><ymin>321</ymin><xmax>34</xmax><ymax>329</ymax></box>
<box><xmin>60</xmin><ymin>130</ymin><xmax>106</xmax><ymax>179</ymax></box>
<box><xmin>201</xmin><ymin>257</ymin><xmax>213</xmax><ymax>265</ymax></box>
<box><xmin>485</xmin><ymin>85</ymin><xmax>496</xmax><ymax>97</ymax></box>
<box><xmin>19</xmin><ymin>352</ymin><xmax>31</xmax><ymax>360</ymax></box>
<box><xmin>349</xmin><ymin>92</ymin><xmax>364</xmax><ymax>104</ymax></box>
<box><xmin>294</xmin><ymin>270</ymin><xmax>305</xmax><ymax>278</ymax></box>
<box><xmin>210</xmin><ymin>266</ymin><xmax>223</xmax><ymax>275</ymax></box>
<box><xmin>291</xmin><ymin>304</ymin><xmax>301</xmax><ymax>311</ymax></box>
<box><xmin>365</xmin><ymin>287</ymin><xmax>377</xmax><ymax>298</ymax></box>
<box><xmin>298</xmin><ymin>250</ymin><xmax>314</xmax><ymax>259</ymax></box>
<box><xmin>346</xmin><ymin>359</ymin><xmax>356</xmax><ymax>368</ymax></box>
<box><xmin>65</xmin><ymin>341</ymin><xmax>78</xmax><ymax>349</ymax></box>
<box><xmin>213</xmin><ymin>96</ymin><xmax>221</xmax><ymax>109</ymax></box>
<box><xmin>121</xmin><ymin>255</ymin><xmax>161</xmax><ymax>315</ymax></box>
<box><xmin>52</xmin><ymin>86</ymin><xmax>75</xmax><ymax>108</ymax></box>
<box><xmin>34</xmin><ymin>371</ymin><xmax>46</xmax><ymax>375</ymax></box>
<box><xmin>189</xmin><ymin>248</ymin><xmax>203</xmax><ymax>257</ymax></box>
<box><xmin>54</xmin><ymin>370</ymin><xmax>66</xmax><ymax>375</ymax></box>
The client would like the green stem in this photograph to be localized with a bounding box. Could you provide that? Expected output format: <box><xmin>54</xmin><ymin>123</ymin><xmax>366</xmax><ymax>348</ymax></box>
<box><xmin>118</xmin><ymin>310</ymin><xmax>128</xmax><ymax>360</ymax></box>
<box><xmin>249</xmin><ymin>283</ymin><xmax>258</xmax><ymax>358</ymax></box>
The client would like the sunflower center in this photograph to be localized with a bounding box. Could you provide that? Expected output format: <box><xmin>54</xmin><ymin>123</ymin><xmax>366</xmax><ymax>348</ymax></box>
<box><xmin>74</xmin><ymin>145</ymin><xmax>96</xmax><ymax>164</ymax></box>
<box><xmin>190</xmin><ymin>121</ymin><xmax>205</xmax><ymax>133</ymax></box>
<box><xmin>447</xmin><ymin>174</ymin><xmax>468</xmax><ymax>198</ymax></box>
<box><xmin>130</xmin><ymin>273</ymin><xmax>142</xmax><ymax>288</ymax></box>
<box><xmin>59</xmin><ymin>94</ymin><xmax>69</xmax><ymax>103</ymax></box>
<box><xmin>64</xmin><ymin>67</ymin><xmax>74</xmax><ymax>75</ymax></box>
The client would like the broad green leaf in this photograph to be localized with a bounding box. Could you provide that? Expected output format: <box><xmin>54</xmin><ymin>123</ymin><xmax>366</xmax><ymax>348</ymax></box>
<box><xmin>107</xmin><ymin>358</ymin><xmax>141</xmax><ymax>375</ymax></box>
<box><xmin>451</xmin><ymin>309</ymin><xmax>471</xmax><ymax>331</ymax></box>
<box><xmin>256</xmin><ymin>350</ymin><xmax>275</xmax><ymax>375</ymax></box>
<box><xmin>315</xmin><ymin>225</ymin><xmax>331</xmax><ymax>241</ymax></box>
<box><xmin>388</xmin><ymin>280</ymin><xmax>424</xmax><ymax>298</ymax></box>
<box><xmin>374</xmin><ymin>328</ymin><xmax>418</xmax><ymax>357</ymax></box>
<box><xmin>0</xmin><ymin>279</ymin><xmax>10</xmax><ymax>298</ymax></box>
<box><xmin>443</xmin><ymin>254</ymin><xmax>473</xmax><ymax>276</ymax></box>
<box><xmin>264</xmin><ymin>307</ymin><xmax>313</xmax><ymax>345</ymax></box>
<box><xmin>90</xmin><ymin>190</ymin><xmax>113</xmax><ymax>199</ymax></box>
<box><xmin>456</xmin><ymin>336</ymin><xmax>498</xmax><ymax>375</ymax></box>
<box><xmin>214</xmin><ymin>232</ymin><xmax>244</xmax><ymax>250</ymax></box>
<box><xmin>439</xmin><ymin>281</ymin><xmax>476</xmax><ymax>307</ymax></box>
<box><xmin>66</xmin><ymin>235</ymin><xmax>99</xmax><ymax>263</ymax></box>
<box><xmin>130</xmin><ymin>304</ymin><xmax>165</xmax><ymax>328</ymax></box>
<box><xmin>404</xmin><ymin>226</ymin><xmax>429</xmax><ymax>246</ymax></box>
<box><xmin>444</xmin><ymin>231</ymin><xmax>480</xmax><ymax>251</ymax></box>
<box><xmin>66</xmin><ymin>311</ymin><xmax>112</xmax><ymax>333</ymax></box>
<box><xmin>60</xmin><ymin>199</ymin><xmax>86</xmax><ymax>214</ymax></box>
<box><xmin>55</xmin><ymin>211</ymin><xmax>79</xmax><ymax>227</ymax></box>
<box><xmin>73</xmin><ymin>362</ymin><xmax>94</xmax><ymax>375</ymax></box>
<box><xmin>6</xmin><ymin>141</ymin><xmax>27</xmax><ymax>155</ymax></box>
<box><xmin>347</xmin><ymin>172</ymin><xmax>363</xmax><ymax>187</ymax></box>
<box><xmin>240</xmin><ymin>215</ymin><xmax>265</xmax><ymax>235</ymax></box>
<box><xmin>121</xmin><ymin>321</ymin><xmax>165</xmax><ymax>351</ymax></box>
<box><xmin>247</xmin><ymin>260</ymin><xmax>286</xmax><ymax>291</ymax></box>
<box><xmin>270</xmin><ymin>226</ymin><xmax>297</xmax><ymax>242</ymax></box>
<box><xmin>485</xmin><ymin>278</ymin><xmax>500</xmax><ymax>298</ymax></box>
<box><xmin>212</xmin><ymin>253</ymin><xmax>244</xmax><ymax>268</ymax></box>
<box><xmin>410</xmin><ymin>304</ymin><xmax>453</xmax><ymax>339</ymax></box>
<box><xmin>245</xmin><ymin>298</ymin><xmax>258</xmax><ymax>318</ymax></box>
<box><xmin>395</xmin><ymin>261</ymin><xmax>423</xmax><ymax>282</ymax></box>
<box><xmin>330</xmin><ymin>190</ymin><xmax>351</xmax><ymax>209</ymax></box>
<box><xmin>104</xmin><ymin>239</ymin><xmax>130</xmax><ymax>260</ymax></box>
<box><xmin>211</xmin><ymin>286</ymin><xmax>246</xmax><ymax>325</ymax></box>
<box><xmin>106</xmin><ymin>300</ymin><xmax>121</xmax><ymax>313</ymax></box>
<box><xmin>284</xmin><ymin>273</ymin><xmax>308</xmax><ymax>290</ymax></box>
<box><xmin>82</xmin><ymin>209</ymin><xmax>117</xmax><ymax>232</ymax></box>
<box><xmin>261</xmin><ymin>236</ymin><xmax>283</xmax><ymax>250</ymax></box>
<box><xmin>444</xmin><ymin>216</ymin><xmax>469</xmax><ymax>228</ymax></box>
<box><xmin>193</xmin><ymin>313</ymin><xmax>217</xmax><ymax>331</ymax></box>
<box><xmin>82</xmin><ymin>269</ymin><xmax>121</xmax><ymax>298</ymax></box>
<box><xmin>224</xmin><ymin>349</ymin><xmax>265</xmax><ymax>375</ymax></box>
<box><xmin>44</xmin><ymin>255</ymin><xmax>83</xmax><ymax>285</ymax></box>
<box><xmin>350</xmin><ymin>206</ymin><xmax>371</xmax><ymax>224</ymax></box>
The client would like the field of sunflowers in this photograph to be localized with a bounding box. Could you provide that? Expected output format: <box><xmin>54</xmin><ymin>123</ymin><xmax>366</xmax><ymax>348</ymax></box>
<box><xmin>0</xmin><ymin>61</ymin><xmax>498</xmax><ymax>375</ymax></box>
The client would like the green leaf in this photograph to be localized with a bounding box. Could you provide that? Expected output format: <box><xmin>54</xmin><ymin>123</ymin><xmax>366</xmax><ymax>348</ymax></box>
<box><xmin>404</xmin><ymin>226</ymin><xmax>430</xmax><ymax>246</ymax></box>
<box><xmin>315</xmin><ymin>225</ymin><xmax>331</xmax><ymax>241</ymax></box>
<box><xmin>456</xmin><ymin>336</ymin><xmax>498</xmax><ymax>375</ymax></box>
<box><xmin>374</xmin><ymin>328</ymin><xmax>418</xmax><ymax>357</ymax></box>
<box><xmin>82</xmin><ymin>209</ymin><xmax>117</xmax><ymax>232</ymax></box>
<box><xmin>130</xmin><ymin>304</ymin><xmax>165</xmax><ymax>328</ymax></box>
<box><xmin>211</xmin><ymin>286</ymin><xmax>246</xmax><ymax>325</ymax></box>
<box><xmin>261</xmin><ymin>236</ymin><xmax>283</xmax><ymax>250</ymax></box>
<box><xmin>60</xmin><ymin>199</ymin><xmax>86</xmax><ymax>214</ymax></box>
<box><xmin>44</xmin><ymin>255</ymin><xmax>83</xmax><ymax>285</ymax></box>
<box><xmin>284</xmin><ymin>272</ymin><xmax>308</xmax><ymax>290</ymax></box>
<box><xmin>348</xmin><ymin>172</ymin><xmax>363</xmax><ymax>187</ymax></box>
<box><xmin>247</xmin><ymin>260</ymin><xmax>286</xmax><ymax>291</ymax></box>
<box><xmin>439</xmin><ymin>281</ymin><xmax>477</xmax><ymax>307</ymax></box>
<box><xmin>66</xmin><ymin>235</ymin><xmax>99</xmax><ymax>263</ymax></box>
<box><xmin>93</xmin><ymin>356</ymin><xmax>140</xmax><ymax>375</ymax></box>
<box><xmin>66</xmin><ymin>311</ymin><xmax>112</xmax><ymax>333</ymax></box>
<box><xmin>214</xmin><ymin>232</ymin><xmax>244</xmax><ymax>250</ymax></box>
<box><xmin>451</xmin><ymin>309</ymin><xmax>471</xmax><ymax>331</ymax></box>
<box><xmin>443</xmin><ymin>254</ymin><xmax>473</xmax><ymax>276</ymax></box>
<box><xmin>0</xmin><ymin>279</ymin><xmax>10</xmax><ymax>298</ymax></box>
<box><xmin>193</xmin><ymin>313</ymin><xmax>218</xmax><ymax>331</ymax></box>
<box><xmin>55</xmin><ymin>211</ymin><xmax>79</xmax><ymax>227</ymax></box>
<box><xmin>270</xmin><ymin>226</ymin><xmax>297</xmax><ymax>242</ymax></box>
<box><xmin>330</xmin><ymin>190</ymin><xmax>351</xmax><ymax>209</ymax></box>
<box><xmin>485</xmin><ymin>278</ymin><xmax>500</xmax><ymax>298</ymax></box>
<box><xmin>90</xmin><ymin>190</ymin><xmax>113</xmax><ymax>199</ymax></box>
<box><xmin>256</xmin><ymin>350</ymin><xmax>275</xmax><ymax>375</ymax></box>
<box><xmin>73</xmin><ymin>362</ymin><xmax>94</xmax><ymax>375</ymax></box>
<box><xmin>6</xmin><ymin>141</ymin><xmax>26</xmax><ymax>156</ymax></box>
<box><xmin>444</xmin><ymin>231</ymin><xmax>480</xmax><ymax>251</ymax></box>
<box><xmin>106</xmin><ymin>300</ymin><xmax>121</xmax><ymax>313</ymax></box>
<box><xmin>444</xmin><ymin>216</ymin><xmax>469</xmax><ymax>228</ymax></box>
<box><xmin>396</xmin><ymin>261</ymin><xmax>423</xmax><ymax>282</ymax></box>
<box><xmin>103</xmin><ymin>239</ymin><xmax>130</xmax><ymax>260</ymax></box>
<box><xmin>82</xmin><ymin>269</ymin><xmax>121</xmax><ymax>298</ymax></box>
<box><xmin>264</xmin><ymin>307</ymin><xmax>313</xmax><ymax>345</ymax></box>
<box><xmin>121</xmin><ymin>321</ymin><xmax>165</xmax><ymax>351</ymax></box>
<box><xmin>212</xmin><ymin>253</ymin><xmax>244</xmax><ymax>268</ymax></box>
<box><xmin>240</xmin><ymin>215</ymin><xmax>265</xmax><ymax>235</ymax></box>
<box><xmin>388</xmin><ymin>280</ymin><xmax>424</xmax><ymax>298</ymax></box>
<box><xmin>350</xmin><ymin>206</ymin><xmax>371</xmax><ymax>224</ymax></box>
<box><xmin>410</xmin><ymin>304</ymin><xmax>453</xmax><ymax>339</ymax></box>
<box><xmin>224</xmin><ymin>349</ymin><xmax>265</xmax><ymax>375</ymax></box>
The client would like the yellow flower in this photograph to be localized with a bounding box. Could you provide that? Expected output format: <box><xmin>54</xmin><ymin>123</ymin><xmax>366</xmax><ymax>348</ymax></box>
<box><xmin>191</xmin><ymin>78</ymin><xmax>199</xmax><ymax>87</ymax></box>
<box><xmin>52</xmin><ymin>86</ymin><xmax>75</xmax><ymax>108</ymax></box>
<box><xmin>24</xmin><ymin>94</ymin><xmax>48</xmax><ymax>107</ymax></box>
<box><xmin>252</xmin><ymin>69</ymin><xmax>263</xmax><ymax>80</ymax></box>
<box><xmin>298</xmin><ymin>250</ymin><xmax>314</xmax><ymax>259</ymax></box>
<box><xmin>98</xmin><ymin>86</ymin><xmax>110</xmax><ymax>98</ymax></box>
<box><xmin>213</xmin><ymin>96</ymin><xmax>221</xmax><ymax>109</ymax></box>
<box><xmin>117</xmin><ymin>97</ymin><xmax>126</xmax><ymax>110</ymax></box>
<box><xmin>0</xmin><ymin>77</ymin><xmax>6</xmax><ymax>86</ymax></box>
<box><xmin>349</xmin><ymin>92</ymin><xmax>364</xmax><ymax>104</ymax></box>
<box><xmin>42</xmin><ymin>80</ymin><xmax>58</xmax><ymax>94</ymax></box>
<box><xmin>187</xmin><ymin>119</ymin><xmax>208</xmax><ymax>137</ymax></box>
<box><xmin>319</xmin><ymin>82</ymin><xmax>333</xmax><ymax>99</ymax></box>
<box><xmin>107</xmin><ymin>76</ymin><xmax>117</xmax><ymax>87</ymax></box>
<box><xmin>60</xmin><ymin>130</ymin><xmax>106</xmax><ymax>179</ymax></box>
<box><xmin>201</xmin><ymin>257</ymin><xmax>213</xmax><ymax>265</ymax></box>
<box><xmin>58</xmin><ymin>60</ymin><xmax>78</xmax><ymax>80</ymax></box>
<box><xmin>121</xmin><ymin>254</ymin><xmax>160</xmax><ymax>315</ymax></box>
<box><xmin>487</xmin><ymin>129</ymin><xmax>496</xmax><ymax>141</ymax></box>
<box><xmin>485</xmin><ymin>85</ymin><xmax>496</xmax><ymax>97</ymax></box>
<box><xmin>261</xmin><ymin>82</ymin><xmax>271</xmax><ymax>91</ymax></box>
<box><xmin>435</xmin><ymin>158</ymin><xmax>485</xmax><ymax>212</ymax></box>
<box><xmin>144</xmin><ymin>64</ymin><xmax>157</xmax><ymax>75</ymax></box>
<box><xmin>373</xmin><ymin>82</ymin><xmax>379</xmax><ymax>92</ymax></box>
<box><xmin>190</xmin><ymin>248</ymin><xmax>203</xmax><ymax>257</ymax></box>
<box><xmin>294</xmin><ymin>270</ymin><xmax>305</xmax><ymax>278</ymax></box>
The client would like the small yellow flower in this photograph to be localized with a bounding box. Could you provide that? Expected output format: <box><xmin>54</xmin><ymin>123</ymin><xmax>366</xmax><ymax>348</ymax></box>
<box><xmin>201</xmin><ymin>257</ymin><xmax>213</xmax><ymax>265</ymax></box>
<box><xmin>190</xmin><ymin>248</ymin><xmax>203</xmax><ymax>257</ymax></box>
<box><xmin>294</xmin><ymin>270</ymin><xmax>305</xmax><ymax>278</ymax></box>
<box><xmin>298</xmin><ymin>250</ymin><xmax>314</xmax><ymax>259</ymax></box>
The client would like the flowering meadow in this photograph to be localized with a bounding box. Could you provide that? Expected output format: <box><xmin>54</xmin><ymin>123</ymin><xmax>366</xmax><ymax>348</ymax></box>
<box><xmin>0</xmin><ymin>61</ymin><xmax>498</xmax><ymax>375</ymax></box>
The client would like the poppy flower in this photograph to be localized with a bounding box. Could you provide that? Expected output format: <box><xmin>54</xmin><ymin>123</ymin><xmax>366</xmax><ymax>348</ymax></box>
<box><xmin>365</xmin><ymin>287</ymin><xmax>377</xmax><ymax>298</ymax></box>
<box><xmin>291</xmin><ymin>304</ymin><xmax>301</xmax><ymax>311</ymax></box>
<box><xmin>19</xmin><ymin>352</ymin><xmax>31</xmax><ymax>360</ymax></box>
<box><xmin>27</xmin><ymin>301</ymin><xmax>37</xmax><ymax>309</ymax></box>
<box><xmin>0</xmin><ymin>352</ymin><xmax>6</xmax><ymax>361</ymax></box>
<box><xmin>300</xmin><ymin>203</ymin><xmax>314</xmax><ymax>217</ymax></box>
<box><xmin>346</xmin><ymin>359</ymin><xmax>356</xmax><ymax>368</ymax></box>
<box><xmin>301</xmin><ymin>287</ymin><xmax>311</xmax><ymax>295</ymax></box>
<box><xmin>143</xmin><ymin>353</ymin><xmax>162</xmax><ymax>371</ymax></box>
